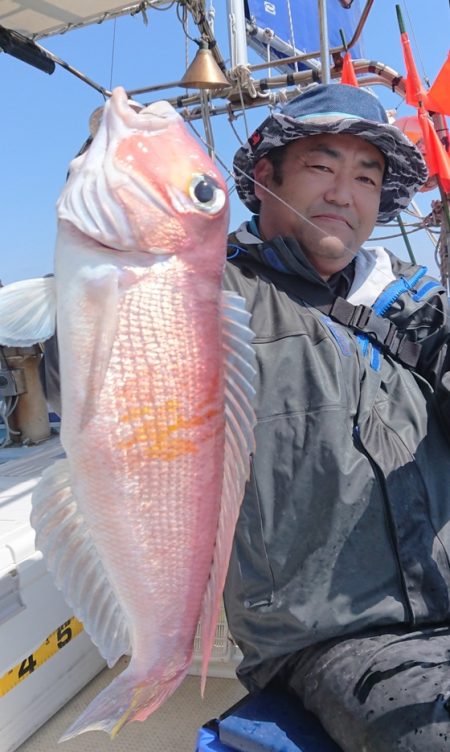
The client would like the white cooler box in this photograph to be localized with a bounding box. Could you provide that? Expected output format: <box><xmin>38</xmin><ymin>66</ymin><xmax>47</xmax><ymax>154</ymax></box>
<box><xmin>0</xmin><ymin>437</ymin><xmax>105</xmax><ymax>752</ymax></box>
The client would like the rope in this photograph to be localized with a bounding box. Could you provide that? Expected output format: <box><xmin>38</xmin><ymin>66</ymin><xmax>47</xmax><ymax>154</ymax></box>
<box><xmin>285</xmin><ymin>0</ymin><xmax>298</xmax><ymax>72</ymax></box>
<box><xmin>207</xmin><ymin>1</ymin><xmax>215</xmax><ymax>35</ymax></box>
<box><xmin>177</xmin><ymin>2</ymin><xmax>197</xmax><ymax>44</ymax></box>
<box><xmin>227</xmin><ymin>64</ymin><xmax>268</xmax><ymax>139</ymax></box>
<box><xmin>368</xmin><ymin>225</ymin><xmax>429</xmax><ymax>242</ymax></box>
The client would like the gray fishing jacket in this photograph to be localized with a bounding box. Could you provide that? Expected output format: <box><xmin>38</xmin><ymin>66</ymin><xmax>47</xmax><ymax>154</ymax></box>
<box><xmin>222</xmin><ymin>221</ymin><xmax>450</xmax><ymax>694</ymax></box>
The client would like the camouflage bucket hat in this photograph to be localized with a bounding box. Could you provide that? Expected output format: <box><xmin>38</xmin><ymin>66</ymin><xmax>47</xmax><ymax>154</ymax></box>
<box><xmin>233</xmin><ymin>83</ymin><xmax>428</xmax><ymax>224</ymax></box>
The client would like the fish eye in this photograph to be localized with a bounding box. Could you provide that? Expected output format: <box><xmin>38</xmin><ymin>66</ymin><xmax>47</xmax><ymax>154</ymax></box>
<box><xmin>189</xmin><ymin>174</ymin><xmax>226</xmax><ymax>214</ymax></box>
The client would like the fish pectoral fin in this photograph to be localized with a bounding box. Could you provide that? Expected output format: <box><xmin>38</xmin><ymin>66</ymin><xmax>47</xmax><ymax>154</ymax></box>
<box><xmin>0</xmin><ymin>276</ymin><xmax>56</xmax><ymax>346</ymax></box>
<box><xmin>199</xmin><ymin>289</ymin><xmax>257</xmax><ymax>689</ymax></box>
<box><xmin>80</xmin><ymin>267</ymin><xmax>120</xmax><ymax>424</ymax></box>
<box><xmin>30</xmin><ymin>458</ymin><xmax>131</xmax><ymax>667</ymax></box>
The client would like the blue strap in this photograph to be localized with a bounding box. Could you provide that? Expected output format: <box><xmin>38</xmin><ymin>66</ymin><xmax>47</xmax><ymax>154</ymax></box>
<box><xmin>370</xmin><ymin>344</ymin><xmax>382</xmax><ymax>372</ymax></box>
<box><xmin>412</xmin><ymin>280</ymin><xmax>441</xmax><ymax>301</ymax></box>
<box><xmin>356</xmin><ymin>333</ymin><xmax>369</xmax><ymax>356</ymax></box>
<box><xmin>373</xmin><ymin>267</ymin><xmax>428</xmax><ymax>316</ymax></box>
<box><xmin>227</xmin><ymin>244</ymin><xmax>247</xmax><ymax>260</ymax></box>
<box><xmin>322</xmin><ymin>316</ymin><xmax>353</xmax><ymax>356</ymax></box>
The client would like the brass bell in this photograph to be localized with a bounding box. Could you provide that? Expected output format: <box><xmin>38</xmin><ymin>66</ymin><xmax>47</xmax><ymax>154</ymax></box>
<box><xmin>180</xmin><ymin>40</ymin><xmax>229</xmax><ymax>90</ymax></box>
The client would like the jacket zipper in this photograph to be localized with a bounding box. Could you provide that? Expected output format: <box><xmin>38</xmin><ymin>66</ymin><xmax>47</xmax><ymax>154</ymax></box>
<box><xmin>352</xmin><ymin>424</ymin><xmax>415</xmax><ymax>625</ymax></box>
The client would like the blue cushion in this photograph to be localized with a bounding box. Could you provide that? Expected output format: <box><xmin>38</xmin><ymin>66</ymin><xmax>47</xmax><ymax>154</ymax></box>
<box><xmin>195</xmin><ymin>726</ymin><xmax>234</xmax><ymax>751</ymax></box>
<box><xmin>196</xmin><ymin>688</ymin><xmax>342</xmax><ymax>752</ymax></box>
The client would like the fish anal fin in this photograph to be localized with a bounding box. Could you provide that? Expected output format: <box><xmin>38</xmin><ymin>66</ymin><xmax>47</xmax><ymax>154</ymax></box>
<box><xmin>30</xmin><ymin>458</ymin><xmax>130</xmax><ymax>667</ymax></box>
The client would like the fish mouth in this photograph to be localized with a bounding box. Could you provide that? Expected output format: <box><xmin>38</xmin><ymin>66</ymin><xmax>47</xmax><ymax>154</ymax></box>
<box><xmin>112</xmin><ymin>88</ymin><xmax>179</xmax><ymax>135</ymax></box>
<box><xmin>91</xmin><ymin>88</ymin><xmax>180</xmax><ymax>173</ymax></box>
<box><xmin>108</xmin><ymin>89</ymin><xmax>183</xmax><ymax>218</ymax></box>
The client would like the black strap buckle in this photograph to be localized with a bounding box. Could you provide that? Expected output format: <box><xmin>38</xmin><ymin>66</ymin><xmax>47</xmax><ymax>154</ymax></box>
<box><xmin>331</xmin><ymin>299</ymin><xmax>391</xmax><ymax>344</ymax></box>
<box><xmin>356</xmin><ymin>309</ymin><xmax>391</xmax><ymax>344</ymax></box>
<box><xmin>390</xmin><ymin>334</ymin><xmax>421</xmax><ymax>368</ymax></box>
<box><xmin>329</xmin><ymin>297</ymin><xmax>421</xmax><ymax>369</ymax></box>
<box><xmin>351</xmin><ymin>304</ymin><xmax>373</xmax><ymax>329</ymax></box>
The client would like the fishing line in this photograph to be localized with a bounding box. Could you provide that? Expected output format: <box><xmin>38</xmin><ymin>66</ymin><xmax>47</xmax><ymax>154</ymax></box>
<box><xmin>401</xmin><ymin>0</ymin><xmax>430</xmax><ymax>87</ymax></box>
<box><xmin>232</xmin><ymin>162</ymin><xmax>448</xmax><ymax>321</ymax></box>
<box><xmin>184</xmin><ymin>117</ymin><xmax>447</xmax><ymax>323</ymax></box>
<box><xmin>227</xmin><ymin>112</ymin><xmax>246</xmax><ymax>147</ymax></box>
<box><xmin>185</xmin><ymin>85</ymin><xmax>443</xmax><ymax>306</ymax></box>
<box><xmin>109</xmin><ymin>18</ymin><xmax>117</xmax><ymax>91</ymax></box>
<box><xmin>234</xmin><ymin>78</ymin><xmax>250</xmax><ymax>139</ymax></box>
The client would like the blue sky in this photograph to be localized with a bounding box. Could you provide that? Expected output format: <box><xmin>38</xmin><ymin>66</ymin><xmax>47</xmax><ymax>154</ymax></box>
<box><xmin>1</xmin><ymin>0</ymin><xmax>449</xmax><ymax>283</ymax></box>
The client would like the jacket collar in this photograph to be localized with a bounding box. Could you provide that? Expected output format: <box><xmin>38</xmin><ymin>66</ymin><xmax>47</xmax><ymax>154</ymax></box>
<box><xmin>232</xmin><ymin>219</ymin><xmax>395</xmax><ymax>307</ymax></box>
<box><xmin>234</xmin><ymin>218</ymin><xmax>329</xmax><ymax>289</ymax></box>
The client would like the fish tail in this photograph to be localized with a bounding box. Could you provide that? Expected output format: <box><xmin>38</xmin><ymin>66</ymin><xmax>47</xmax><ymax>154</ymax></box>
<box><xmin>59</xmin><ymin>663</ymin><xmax>187</xmax><ymax>741</ymax></box>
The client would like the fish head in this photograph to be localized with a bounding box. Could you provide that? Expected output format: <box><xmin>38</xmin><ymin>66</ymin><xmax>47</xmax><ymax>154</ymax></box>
<box><xmin>58</xmin><ymin>87</ymin><xmax>229</xmax><ymax>269</ymax></box>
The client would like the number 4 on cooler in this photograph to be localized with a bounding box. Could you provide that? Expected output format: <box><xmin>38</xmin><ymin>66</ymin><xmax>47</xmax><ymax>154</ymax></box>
<box><xmin>18</xmin><ymin>654</ymin><xmax>37</xmax><ymax>678</ymax></box>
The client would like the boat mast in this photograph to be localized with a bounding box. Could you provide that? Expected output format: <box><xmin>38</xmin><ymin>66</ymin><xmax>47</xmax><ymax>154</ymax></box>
<box><xmin>318</xmin><ymin>0</ymin><xmax>331</xmax><ymax>83</ymax></box>
<box><xmin>226</xmin><ymin>0</ymin><xmax>331</xmax><ymax>82</ymax></box>
<box><xmin>226</xmin><ymin>0</ymin><xmax>248</xmax><ymax>68</ymax></box>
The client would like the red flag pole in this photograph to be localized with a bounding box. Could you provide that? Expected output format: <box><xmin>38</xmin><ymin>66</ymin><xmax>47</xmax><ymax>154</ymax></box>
<box><xmin>396</xmin><ymin>4</ymin><xmax>428</xmax><ymax>109</ymax></box>
<box><xmin>396</xmin><ymin>3</ymin><xmax>450</xmax><ymax>285</ymax></box>
<box><xmin>338</xmin><ymin>28</ymin><xmax>358</xmax><ymax>87</ymax></box>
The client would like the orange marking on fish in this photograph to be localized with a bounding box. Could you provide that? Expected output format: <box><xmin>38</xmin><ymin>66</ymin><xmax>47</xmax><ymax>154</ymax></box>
<box><xmin>117</xmin><ymin>398</ymin><xmax>220</xmax><ymax>460</ymax></box>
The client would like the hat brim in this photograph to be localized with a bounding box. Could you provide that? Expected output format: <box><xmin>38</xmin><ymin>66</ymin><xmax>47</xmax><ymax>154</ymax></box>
<box><xmin>233</xmin><ymin>112</ymin><xmax>429</xmax><ymax>224</ymax></box>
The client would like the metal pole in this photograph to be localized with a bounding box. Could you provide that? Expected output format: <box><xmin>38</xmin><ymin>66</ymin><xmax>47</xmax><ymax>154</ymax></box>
<box><xmin>226</xmin><ymin>0</ymin><xmax>248</xmax><ymax>68</ymax></box>
<box><xmin>200</xmin><ymin>90</ymin><xmax>216</xmax><ymax>160</ymax></box>
<box><xmin>317</xmin><ymin>0</ymin><xmax>330</xmax><ymax>84</ymax></box>
<box><xmin>397</xmin><ymin>215</ymin><xmax>416</xmax><ymax>265</ymax></box>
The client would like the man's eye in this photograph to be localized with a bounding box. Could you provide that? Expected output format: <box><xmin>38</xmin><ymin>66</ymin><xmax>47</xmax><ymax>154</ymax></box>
<box><xmin>310</xmin><ymin>163</ymin><xmax>332</xmax><ymax>172</ymax></box>
<box><xmin>358</xmin><ymin>175</ymin><xmax>377</xmax><ymax>186</ymax></box>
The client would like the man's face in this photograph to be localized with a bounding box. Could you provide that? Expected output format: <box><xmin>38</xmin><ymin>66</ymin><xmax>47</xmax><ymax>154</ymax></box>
<box><xmin>254</xmin><ymin>133</ymin><xmax>384</xmax><ymax>278</ymax></box>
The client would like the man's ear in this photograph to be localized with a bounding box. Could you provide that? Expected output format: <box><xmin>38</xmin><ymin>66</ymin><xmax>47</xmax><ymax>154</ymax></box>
<box><xmin>254</xmin><ymin>158</ymin><xmax>274</xmax><ymax>201</ymax></box>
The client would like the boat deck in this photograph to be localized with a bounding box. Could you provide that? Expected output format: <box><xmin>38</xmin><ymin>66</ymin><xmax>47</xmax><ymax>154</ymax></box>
<box><xmin>17</xmin><ymin>660</ymin><xmax>246</xmax><ymax>751</ymax></box>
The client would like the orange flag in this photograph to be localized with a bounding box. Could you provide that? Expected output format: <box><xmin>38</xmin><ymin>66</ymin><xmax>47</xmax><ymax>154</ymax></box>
<box><xmin>340</xmin><ymin>51</ymin><xmax>359</xmax><ymax>87</ymax></box>
<box><xmin>418</xmin><ymin>107</ymin><xmax>450</xmax><ymax>192</ymax></box>
<box><xmin>426</xmin><ymin>52</ymin><xmax>450</xmax><ymax>116</ymax></box>
<box><xmin>400</xmin><ymin>31</ymin><xmax>429</xmax><ymax>108</ymax></box>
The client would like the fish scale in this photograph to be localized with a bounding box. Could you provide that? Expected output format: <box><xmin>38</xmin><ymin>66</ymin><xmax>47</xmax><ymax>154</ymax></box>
<box><xmin>55</xmin><ymin>249</ymin><xmax>230</xmax><ymax>723</ymax></box>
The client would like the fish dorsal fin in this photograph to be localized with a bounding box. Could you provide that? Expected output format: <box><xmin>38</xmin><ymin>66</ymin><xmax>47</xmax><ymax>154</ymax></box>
<box><xmin>31</xmin><ymin>459</ymin><xmax>131</xmax><ymax>666</ymax></box>
<box><xmin>199</xmin><ymin>290</ymin><xmax>256</xmax><ymax>688</ymax></box>
<box><xmin>0</xmin><ymin>277</ymin><xmax>56</xmax><ymax>346</ymax></box>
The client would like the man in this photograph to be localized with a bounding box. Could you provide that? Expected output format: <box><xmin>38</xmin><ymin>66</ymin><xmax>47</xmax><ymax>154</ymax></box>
<box><xmin>222</xmin><ymin>83</ymin><xmax>450</xmax><ymax>751</ymax></box>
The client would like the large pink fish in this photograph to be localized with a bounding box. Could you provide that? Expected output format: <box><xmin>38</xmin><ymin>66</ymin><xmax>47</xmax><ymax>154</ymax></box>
<box><xmin>0</xmin><ymin>87</ymin><xmax>256</xmax><ymax>739</ymax></box>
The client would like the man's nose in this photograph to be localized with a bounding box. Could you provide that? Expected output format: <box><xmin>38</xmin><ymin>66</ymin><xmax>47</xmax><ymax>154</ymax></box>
<box><xmin>324</xmin><ymin>175</ymin><xmax>353</xmax><ymax>206</ymax></box>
